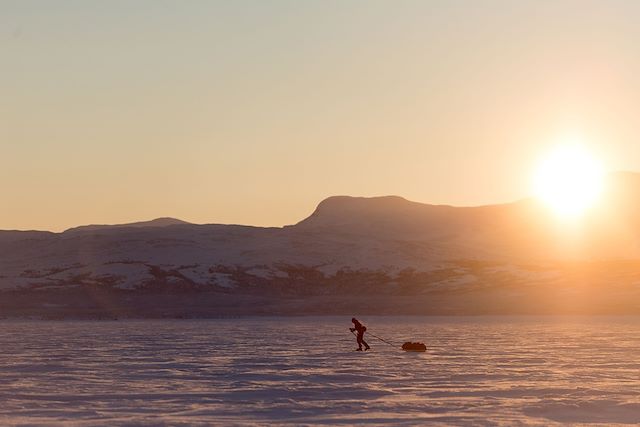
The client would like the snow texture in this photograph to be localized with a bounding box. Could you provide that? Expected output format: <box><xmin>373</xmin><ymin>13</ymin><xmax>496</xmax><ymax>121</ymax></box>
<box><xmin>0</xmin><ymin>316</ymin><xmax>638</xmax><ymax>425</ymax></box>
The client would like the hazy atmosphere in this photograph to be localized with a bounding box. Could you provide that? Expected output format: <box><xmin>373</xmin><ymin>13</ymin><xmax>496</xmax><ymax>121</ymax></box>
<box><xmin>3</xmin><ymin>0</ymin><xmax>640</xmax><ymax>231</ymax></box>
<box><xmin>5</xmin><ymin>2</ymin><xmax>640</xmax><ymax>426</ymax></box>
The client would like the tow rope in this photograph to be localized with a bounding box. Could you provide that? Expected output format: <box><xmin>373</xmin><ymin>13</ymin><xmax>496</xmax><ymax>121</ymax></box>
<box><xmin>350</xmin><ymin>329</ymin><xmax>397</xmax><ymax>348</ymax></box>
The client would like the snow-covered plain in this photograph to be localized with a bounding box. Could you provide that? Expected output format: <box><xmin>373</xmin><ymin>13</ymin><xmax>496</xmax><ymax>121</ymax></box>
<box><xmin>0</xmin><ymin>317</ymin><xmax>639</xmax><ymax>426</ymax></box>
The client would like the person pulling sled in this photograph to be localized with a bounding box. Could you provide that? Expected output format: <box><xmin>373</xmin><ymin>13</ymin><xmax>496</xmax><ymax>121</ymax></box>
<box><xmin>350</xmin><ymin>317</ymin><xmax>370</xmax><ymax>351</ymax></box>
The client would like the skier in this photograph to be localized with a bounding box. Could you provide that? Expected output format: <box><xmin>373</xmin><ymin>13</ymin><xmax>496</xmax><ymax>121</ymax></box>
<box><xmin>350</xmin><ymin>317</ymin><xmax>370</xmax><ymax>351</ymax></box>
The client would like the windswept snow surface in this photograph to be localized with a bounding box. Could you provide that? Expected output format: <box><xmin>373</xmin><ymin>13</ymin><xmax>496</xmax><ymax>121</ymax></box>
<box><xmin>0</xmin><ymin>317</ymin><xmax>639</xmax><ymax>426</ymax></box>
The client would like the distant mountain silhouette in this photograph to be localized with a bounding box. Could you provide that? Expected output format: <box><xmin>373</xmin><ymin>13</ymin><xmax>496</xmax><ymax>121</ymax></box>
<box><xmin>294</xmin><ymin>194</ymin><xmax>531</xmax><ymax>242</ymax></box>
<box><xmin>1</xmin><ymin>172</ymin><xmax>640</xmax><ymax>317</ymax></box>
<box><xmin>64</xmin><ymin>217</ymin><xmax>191</xmax><ymax>234</ymax></box>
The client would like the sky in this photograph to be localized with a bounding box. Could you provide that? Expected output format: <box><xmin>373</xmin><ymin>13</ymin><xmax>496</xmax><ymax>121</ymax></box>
<box><xmin>2</xmin><ymin>0</ymin><xmax>640</xmax><ymax>231</ymax></box>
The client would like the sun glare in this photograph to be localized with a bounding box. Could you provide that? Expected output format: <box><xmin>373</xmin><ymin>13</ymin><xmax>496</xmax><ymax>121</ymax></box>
<box><xmin>533</xmin><ymin>142</ymin><xmax>604</xmax><ymax>219</ymax></box>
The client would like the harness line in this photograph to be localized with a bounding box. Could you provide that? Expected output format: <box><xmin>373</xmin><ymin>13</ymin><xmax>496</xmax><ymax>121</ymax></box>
<box><xmin>350</xmin><ymin>329</ymin><xmax>397</xmax><ymax>348</ymax></box>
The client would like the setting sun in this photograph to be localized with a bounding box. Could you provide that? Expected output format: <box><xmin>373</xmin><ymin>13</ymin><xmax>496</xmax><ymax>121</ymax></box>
<box><xmin>533</xmin><ymin>143</ymin><xmax>605</xmax><ymax>219</ymax></box>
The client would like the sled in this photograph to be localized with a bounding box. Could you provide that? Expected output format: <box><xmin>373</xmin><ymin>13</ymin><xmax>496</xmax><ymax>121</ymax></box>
<box><xmin>402</xmin><ymin>341</ymin><xmax>427</xmax><ymax>352</ymax></box>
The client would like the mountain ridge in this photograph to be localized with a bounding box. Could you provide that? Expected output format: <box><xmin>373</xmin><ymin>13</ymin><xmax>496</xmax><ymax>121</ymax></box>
<box><xmin>3</xmin><ymin>170</ymin><xmax>639</xmax><ymax>235</ymax></box>
<box><xmin>63</xmin><ymin>217</ymin><xmax>192</xmax><ymax>234</ymax></box>
<box><xmin>0</xmin><ymin>171</ymin><xmax>639</xmax><ymax>317</ymax></box>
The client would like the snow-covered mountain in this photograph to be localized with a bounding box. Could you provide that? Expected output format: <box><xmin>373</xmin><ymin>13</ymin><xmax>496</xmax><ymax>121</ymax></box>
<box><xmin>1</xmin><ymin>173</ymin><xmax>640</xmax><ymax>317</ymax></box>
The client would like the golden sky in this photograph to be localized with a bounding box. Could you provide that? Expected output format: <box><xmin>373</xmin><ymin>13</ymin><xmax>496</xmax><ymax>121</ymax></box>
<box><xmin>2</xmin><ymin>1</ymin><xmax>640</xmax><ymax>231</ymax></box>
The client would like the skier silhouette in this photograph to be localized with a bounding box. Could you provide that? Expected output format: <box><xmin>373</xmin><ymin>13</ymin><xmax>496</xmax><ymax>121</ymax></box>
<box><xmin>350</xmin><ymin>317</ymin><xmax>370</xmax><ymax>351</ymax></box>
